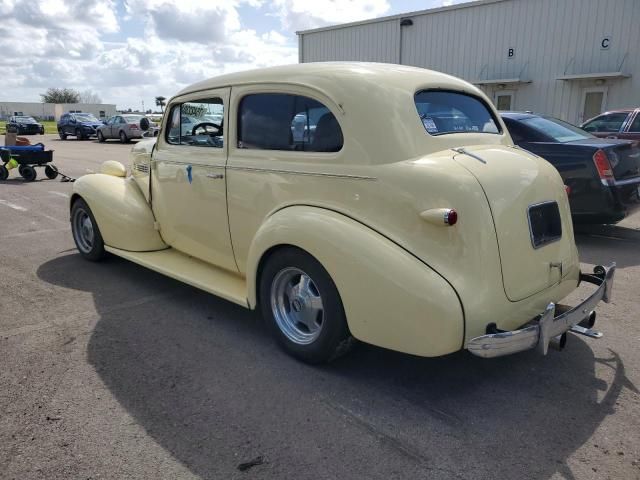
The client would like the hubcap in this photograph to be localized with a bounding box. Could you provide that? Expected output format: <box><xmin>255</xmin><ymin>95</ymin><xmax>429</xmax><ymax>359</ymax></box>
<box><xmin>271</xmin><ymin>267</ymin><xmax>324</xmax><ymax>345</ymax></box>
<box><xmin>72</xmin><ymin>208</ymin><xmax>94</xmax><ymax>254</ymax></box>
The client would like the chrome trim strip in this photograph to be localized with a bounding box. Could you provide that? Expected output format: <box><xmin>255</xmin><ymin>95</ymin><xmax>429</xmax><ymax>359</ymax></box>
<box><xmin>467</xmin><ymin>263</ymin><xmax>616</xmax><ymax>358</ymax></box>
<box><xmin>611</xmin><ymin>176</ymin><xmax>640</xmax><ymax>187</ymax></box>
<box><xmin>452</xmin><ymin>147</ymin><xmax>487</xmax><ymax>164</ymax></box>
<box><xmin>151</xmin><ymin>160</ymin><xmax>225</xmax><ymax>169</ymax></box>
<box><xmin>225</xmin><ymin>165</ymin><xmax>377</xmax><ymax>180</ymax></box>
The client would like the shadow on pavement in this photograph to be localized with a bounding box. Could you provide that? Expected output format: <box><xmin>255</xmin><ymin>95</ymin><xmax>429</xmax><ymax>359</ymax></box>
<box><xmin>37</xmin><ymin>253</ymin><xmax>636</xmax><ymax>480</ymax></box>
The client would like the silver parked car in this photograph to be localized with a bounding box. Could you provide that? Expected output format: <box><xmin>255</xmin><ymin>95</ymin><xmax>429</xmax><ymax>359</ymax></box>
<box><xmin>97</xmin><ymin>114</ymin><xmax>159</xmax><ymax>143</ymax></box>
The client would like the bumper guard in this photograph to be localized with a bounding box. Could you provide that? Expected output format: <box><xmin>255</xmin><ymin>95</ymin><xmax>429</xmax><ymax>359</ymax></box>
<box><xmin>467</xmin><ymin>263</ymin><xmax>615</xmax><ymax>358</ymax></box>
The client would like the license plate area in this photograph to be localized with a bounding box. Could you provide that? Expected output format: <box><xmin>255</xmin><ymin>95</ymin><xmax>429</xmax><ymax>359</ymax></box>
<box><xmin>528</xmin><ymin>201</ymin><xmax>562</xmax><ymax>249</ymax></box>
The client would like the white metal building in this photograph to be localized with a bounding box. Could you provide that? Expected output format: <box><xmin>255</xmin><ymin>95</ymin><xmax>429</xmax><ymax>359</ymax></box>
<box><xmin>297</xmin><ymin>0</ymin><xmax>640</xmax><ymax>125</ymax></box>
<box><xmin>0</xmin><ymin>102</ymin><xmax>116</xmax><ymax>121</ymax></box>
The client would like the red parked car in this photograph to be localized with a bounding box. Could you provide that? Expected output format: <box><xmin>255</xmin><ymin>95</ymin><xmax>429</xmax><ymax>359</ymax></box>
<box><xmin>581</xmin><ymin>108</ymin><xmax>640</xmax><ymax>141</ymax></box>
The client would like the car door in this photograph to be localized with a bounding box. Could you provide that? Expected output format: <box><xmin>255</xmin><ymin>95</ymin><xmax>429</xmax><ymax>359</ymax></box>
<box><xmin>150</xmin><ymin>89</ymin><xmax>236</xmax><ymax>272</ymax></box>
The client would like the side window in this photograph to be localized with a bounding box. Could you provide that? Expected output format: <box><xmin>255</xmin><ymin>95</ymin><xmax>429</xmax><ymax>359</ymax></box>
<box><xmin>166</xmin><ymin>98</ymin><xmax>224</xmax><ymax>148</ymax></box>
<box><xmin>582</xmin><ymin>113</ymin><xmax>628</xmax><ymax>133</ymax></box>
<box><xmin>629</xmin><ymin>113</ymin><xmax>640</xmax><ymax>133</ymax></box>
<box><xmin>237</xmin><ymin>93</ymin><xmax>343</xmax><ymax>152</ymax></box>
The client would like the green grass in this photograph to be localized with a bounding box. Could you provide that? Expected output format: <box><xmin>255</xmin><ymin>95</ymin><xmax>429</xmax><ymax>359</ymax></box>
<box><xmin>0</xmin><ymin>120</ymin><xmax>58</xmax><ymax>135</ymax></box>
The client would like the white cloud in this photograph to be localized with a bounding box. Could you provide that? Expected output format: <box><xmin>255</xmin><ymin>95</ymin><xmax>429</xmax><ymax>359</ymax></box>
<box><xmin>271</xmin><ymin>0</ymin><xmax>390</xmax><ymax>31</ymax></box>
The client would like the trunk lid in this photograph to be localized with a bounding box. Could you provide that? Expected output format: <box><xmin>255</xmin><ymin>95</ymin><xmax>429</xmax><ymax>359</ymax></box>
<box><xmin>563</xmin><ymin>138</ymin><xmax>640</xmax><ymax>181</ymax></box>
<box><xmin>604</xmin><ymin>140</ymin><xmax>640</xmax><ymax>181</ymax></box>
<box><xmin>453</xmin><ymin>145</ymin><xmax>579</xmax><ymax>302</ymax></box>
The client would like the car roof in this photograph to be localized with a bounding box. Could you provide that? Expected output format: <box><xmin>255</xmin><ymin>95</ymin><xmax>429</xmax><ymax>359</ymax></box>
<box><xmin>175</xmin><ymin>62</ymin><xmax>478</xmax><ymax>100</ymax></box>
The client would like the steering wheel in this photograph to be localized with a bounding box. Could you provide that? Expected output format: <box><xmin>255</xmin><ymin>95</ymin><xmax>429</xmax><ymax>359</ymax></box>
<box><xmin>191</xmin><ymin>122</ymin><xmax>222</xmax><ymax>136</ymax></box>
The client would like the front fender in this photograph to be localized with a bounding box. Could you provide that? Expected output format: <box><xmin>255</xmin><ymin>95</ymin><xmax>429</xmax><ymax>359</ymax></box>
<box><xmin>246</xmin><ymin>206</ymin><xmax>464</xmax><ymax>357</ymax></box>
<box><xmin>72</xmin><ymin>174</ymin><xmax>167</xmax><ymax>252</ymax></box>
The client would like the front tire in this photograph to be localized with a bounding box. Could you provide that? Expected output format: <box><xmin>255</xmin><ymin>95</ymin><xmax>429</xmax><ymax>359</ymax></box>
<box><xmin>58</xmin><ymin>129</ymin><xmax>67</xmax><ymax>140</ymax></box>
<box><xmin>259</xmin><ymin>247</ymin><xmax>353</xmax><ymax>363</ymax></box>
<box><xmin>76</xmin><ymin>128</ymin><xmax>84</xmax><ymax>140</ymax></box>
<box><xmin>71</xmin><ymin>198</ymin><xmax>106</xmax><ymax>261</ymax></box>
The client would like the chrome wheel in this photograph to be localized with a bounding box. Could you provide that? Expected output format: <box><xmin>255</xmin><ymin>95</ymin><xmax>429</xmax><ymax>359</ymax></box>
<box><xmin>271</xmin><ymin>267</ymin><xmax>324</xmax><ymax>345</ymax></box>
<box><xmin>72</xmin><ymin>207</ymin><xmax>95</xmax><ymax>254</ymax></box>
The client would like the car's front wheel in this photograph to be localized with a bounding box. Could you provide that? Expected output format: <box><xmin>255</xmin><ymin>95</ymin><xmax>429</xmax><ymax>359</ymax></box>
<box><xmin>76</xmin><ymin>128</ymin><xmax>84</xmax><ymax>140</ymax></box>
<box><xmin>58</xmin><ymin>129</ymin><xmax>67</xmax><ymax>140</ymax></box>
<box><xmin>71</xmin><ymin>198</ymin><xmax>106</xmax><ymax>261</ymax></box>
<box><xmin>259</xmin><ymin>247</ymin><xmax>354</xmax><ymax>363</ymax></box>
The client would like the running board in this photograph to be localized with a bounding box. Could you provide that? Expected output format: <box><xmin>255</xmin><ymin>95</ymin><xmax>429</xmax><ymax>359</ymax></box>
<box><xmin>105</xmin><ymin>246</ymin><xmax>248</xmax><ymax>307</ymax></box>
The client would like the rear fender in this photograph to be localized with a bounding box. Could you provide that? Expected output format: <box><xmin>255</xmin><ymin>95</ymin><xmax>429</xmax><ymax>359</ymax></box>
<box><xmin>71</xmin><ymin>174</ymin><xmax>167</xmax><ymax>252</ymax></box>
<box><xmin>246</xmin><ymin>206</ymin><xmax>464</xmax><ymax>357</ymax></box>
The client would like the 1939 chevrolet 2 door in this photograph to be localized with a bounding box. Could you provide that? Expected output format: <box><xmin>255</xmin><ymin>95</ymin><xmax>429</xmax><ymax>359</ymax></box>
<box><xmin>70</xmin><ymin>63</ymin><xmax>615</xmax><ymax>363</ymax></box>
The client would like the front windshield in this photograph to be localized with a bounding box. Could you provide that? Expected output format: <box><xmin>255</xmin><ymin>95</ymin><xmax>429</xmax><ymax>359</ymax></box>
<box><xmin>415</xmin><ymin>90</ymin><xmax>501</xmax><ymax>135</ymax></box>
<box><xmin>522</xmin><ymin>116</ymin><xmax>593</xmax><ymax>143</ymax></box>
<box><xmin>16</xmin><ymin>116</ymin><xmax>36</xmax><ymax>123</ymax></box>
<box><xmin>74</xmin><ymin>114</ymin><xmax>99</xmax><ymax>122</ymax></box>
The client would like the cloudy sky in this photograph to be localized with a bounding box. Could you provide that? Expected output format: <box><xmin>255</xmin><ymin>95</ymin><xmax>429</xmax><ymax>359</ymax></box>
<box><xmin>1</xmin><ymin>0</ymin><xmax>469</xmax><ymax>111</ymax></box>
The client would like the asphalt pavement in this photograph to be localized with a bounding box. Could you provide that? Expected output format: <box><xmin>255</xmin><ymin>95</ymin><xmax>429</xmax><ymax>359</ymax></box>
<box><xmin>1</xmin><ymin>134</ymin><xmax>639</xmax><ymax>479</ymax></box>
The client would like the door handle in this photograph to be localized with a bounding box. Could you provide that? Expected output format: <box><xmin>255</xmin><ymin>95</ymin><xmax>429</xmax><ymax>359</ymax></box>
<box><xmin>206</xmin><ymin>173</ymin><xmax>224</xmax><ymax>179</ymax></box>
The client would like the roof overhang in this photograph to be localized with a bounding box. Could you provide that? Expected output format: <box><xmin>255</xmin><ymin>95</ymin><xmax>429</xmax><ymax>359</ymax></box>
<box><xmin>471</xmin><ymin>78</ymin><xmax>532</xmax><ymax>86</ymax></box>
<box><xmin>557</xmin><ymin>72</ymin><xmax>631</xmax><ymax>81</ymax></box>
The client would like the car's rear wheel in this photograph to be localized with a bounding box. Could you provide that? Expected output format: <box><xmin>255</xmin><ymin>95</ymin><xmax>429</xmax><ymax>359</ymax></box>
<box><xmin>119</xmin><ymin>131</ymin><xmax>128</xmax><ymax>143</ymax></box>
<box><xmin>97</xmin><ymin>131</ymin><xmax>105</xmax><ymax>143</ymax></box>
<box><xmin>259</xmin><ymin>247</ymin><xmax>354</xmax><ymax>363</ymax></box>
<box><xmin>58</xmin><ymin>129</ymin><xmax>67</xmax><ymax>140</ymax></box>
<box><xmin>71</xmin><ymin>198</ymin><xmax>106</xmax><ymax>261</ymax></box>
<box><xmin>0</xmin><ymin>165</ymin><xmax>8</xmax><ymax>181</ymax></box>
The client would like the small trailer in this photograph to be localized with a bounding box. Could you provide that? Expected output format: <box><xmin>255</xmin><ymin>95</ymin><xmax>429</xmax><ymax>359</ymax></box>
<box><xmin>0</xmin><ymin>143</ymin><xmax>58</xmax><ymax>181</ymax></box>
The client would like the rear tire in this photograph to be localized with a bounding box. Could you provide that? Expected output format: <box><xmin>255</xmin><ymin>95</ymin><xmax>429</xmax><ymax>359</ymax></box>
<box><xmin>259</xmin><ymin>247</ymin><xmax>354</xmax><ymax>364</ymax></box>
<box><xmin>21</xmin><ymin>165</ymin><xmax>37</xmax><ymax>182</ymax></box>
<box><xmin>58</xmin><ymin>129</ymin><xmax>67</xmax><ymax>140</ymax></box>
<box><xmin>71</xmin><ymin>198</ymin><xmax>106</xmax><ymax>261</ymax></box>
<box><xmin>0</xmin><ymin>165</ymin><xmax>8</xmax><ymax>181</ymax></box>
<box><xmin>97</xmin><ymin>131</ymin><xmax>105</xmax><ymax>143</ymax></box>
<box><xmin>119</xmin><ymin>131</ymin><xmax>128</xmax><ymax>143</ymax></box>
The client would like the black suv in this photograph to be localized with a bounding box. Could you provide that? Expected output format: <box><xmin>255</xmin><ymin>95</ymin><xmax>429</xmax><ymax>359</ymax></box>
<box><xmin>7</xmin><ymin>116</ymin><xmax>45</xmax><ymax>135</ymax></box>
<box><xmin>57</xmin><ymin>113</ymin><xmax>104</xmax><ymax>140</ymax></box>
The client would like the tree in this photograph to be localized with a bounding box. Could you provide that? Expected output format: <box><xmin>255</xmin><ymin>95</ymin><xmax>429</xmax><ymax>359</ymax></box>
<box><xmin>79</xmin><ymin>89</ymin><xmax>102</xmax><ymax>104</ymax></box>
<box><xmin>40</xmin><ymin>88</ymin><xmax>80</xmax><ymax>104</ymax></box>
<box><xmin>155</xmin><ymin>96</ymin><xmax>166</xmax><ymax>113</ymax></box>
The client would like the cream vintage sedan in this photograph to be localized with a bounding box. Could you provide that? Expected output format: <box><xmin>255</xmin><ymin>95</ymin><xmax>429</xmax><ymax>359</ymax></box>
<box><xmin>69</xmin><ymin>63</ymin><xmax>615</xmax><ymax>363</ymax></box>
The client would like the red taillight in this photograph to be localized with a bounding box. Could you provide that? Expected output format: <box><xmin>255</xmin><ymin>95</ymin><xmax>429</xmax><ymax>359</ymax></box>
<box><xmin>564</xmin><ymin>185</ymin><xmax>571</xmax><ymax>196</ymax></box>
<box><xmin>129</xmin><ymin>123</ymin><xmax>139</xmax><ymax>129</ymax></box>
<box><xmin>444</xmin><ymin>209</ymin><xmax>458</xmax><ymax>226</ymax></box>
<box><xmin>593</xmin><ymin>149</ymin><xmax>614</xmax><ymax>184</ymax></box>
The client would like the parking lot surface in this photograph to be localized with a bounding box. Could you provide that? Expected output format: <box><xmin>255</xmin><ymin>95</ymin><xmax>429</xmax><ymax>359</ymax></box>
<box><xmin>1</xmin><ymin>134</ymin><xmax>639</xmax><ymax>479</ymax></box>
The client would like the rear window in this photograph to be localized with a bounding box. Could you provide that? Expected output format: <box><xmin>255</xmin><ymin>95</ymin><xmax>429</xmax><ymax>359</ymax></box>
<box><xmin>415</xmin><ymin>90</ymin><xmax>501</xmax><ymax>136</ymax></box>
<box><xmin>522</xmin><ymin>116</ymin><xmax>593</xmax><ymax>143</ymax></box>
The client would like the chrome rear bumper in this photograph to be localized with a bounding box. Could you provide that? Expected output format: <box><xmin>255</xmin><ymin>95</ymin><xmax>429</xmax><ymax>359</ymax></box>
<box><xmin>467</xmin><ymin>263</ymin><xmax>615</xmax><ymax>358</ymax></box>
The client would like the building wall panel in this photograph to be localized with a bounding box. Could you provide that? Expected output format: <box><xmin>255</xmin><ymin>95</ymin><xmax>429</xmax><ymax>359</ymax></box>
<box><xmin>299</xmin><ymin>0</ymin><xmax>639</xmax><ymax>124</ymax></box>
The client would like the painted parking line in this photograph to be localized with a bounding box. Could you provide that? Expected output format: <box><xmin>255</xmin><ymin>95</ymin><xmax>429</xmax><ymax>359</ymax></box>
<box><xmin>48</xmin><ymin>191</ymin><xmax>70</xmax><ymax>198</ymax></box>
<box><xmin>0</xmin><ymin>199</ymin><xmax>28</xmax><ymax>211</ymax></box>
